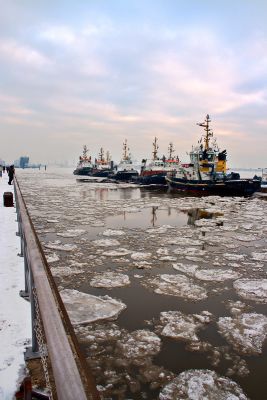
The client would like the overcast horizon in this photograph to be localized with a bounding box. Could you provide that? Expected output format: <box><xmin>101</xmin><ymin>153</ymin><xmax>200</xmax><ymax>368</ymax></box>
<box><xmin>1</xmin><ymin>0</ymin><xmax>267</xmax><ymax>168</ymax></box>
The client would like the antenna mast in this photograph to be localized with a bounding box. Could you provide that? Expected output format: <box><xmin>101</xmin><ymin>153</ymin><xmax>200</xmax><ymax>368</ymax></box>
<box><xmin>197</xmin><ymin>114</ymin><xmax>213</xmax><ymax>150</ymax></box>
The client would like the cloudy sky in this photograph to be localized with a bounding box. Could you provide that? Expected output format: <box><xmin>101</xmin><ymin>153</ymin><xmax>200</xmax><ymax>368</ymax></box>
<box><xmin>0</xmin><ymin>0</ymin><xmax>267</xmax><ymax>167</ymax></box>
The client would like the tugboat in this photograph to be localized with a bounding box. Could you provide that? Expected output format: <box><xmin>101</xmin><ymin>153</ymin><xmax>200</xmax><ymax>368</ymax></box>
<box><xmin>91</xmin><ymin>148</ymin><xmax>113</xmax><ymax>177</ymax></box>
<box><xmin>139</xmin><ymin>138</ymin><xmax>180</xmax><ymax>185</ymax></box>
<box><xmin>166</xmin><ymin>115</ymin><xmax>261</xmax><ymax>196</ymax></box>
<box><xmin>73</xmin><ymin>145</ymin><xmax>93</xmax><ymax>175</ymax></box>
<box><xmin>111</xmin><ymin>140</ymin><xmax>139</xmax><ymax>181</ymax></box>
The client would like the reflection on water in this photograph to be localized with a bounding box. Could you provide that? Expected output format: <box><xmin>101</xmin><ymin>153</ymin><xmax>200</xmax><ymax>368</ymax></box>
<box><xmin>16</xmin><ymin>168</ymin><xmax>267</xmax><ymax>400</ymax></box>
<box><xmin>106</xmin><ymin>206</ymin><xmax>188</xmax><ymax>229</ymax></box>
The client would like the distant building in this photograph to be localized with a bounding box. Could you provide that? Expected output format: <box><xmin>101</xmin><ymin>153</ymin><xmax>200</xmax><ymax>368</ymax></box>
<box><xmin>14</xmin><ymin>156</ymin><xmax>30</xmax><ymax>168</ymax></box>
<box><xmin>20</xmin><ymin>156</ymin><xmax>29</xmax><ymax>168</ymax></box>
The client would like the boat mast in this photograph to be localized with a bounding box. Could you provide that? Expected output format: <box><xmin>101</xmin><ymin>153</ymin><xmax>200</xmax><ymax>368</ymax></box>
<box><xmin>122</xmin><ymin>139</ymin><xmax>129</xmax><ymax>160</ymax></box>
<box><xmin>99</xmin><ymin>147</ymin><xmax>104</xmax><ymax>161</ymax></box>
<box><xmin>168</xmin><ymin>142</ymin><xmax>174</xmax><ymax>159</ymax></box>
<box><xmin>197</xmin><ymin>114</ymin><xmax>213</xmax><ymax>150</ymax></box>
<box><xmin>106</xmin><ymin>151</ymin><xmax>111</xmax><ymax>162</ymax></box>
<box><xmin>82</xmin><ymin>145</ymin><xmax>88</xmax><ymax>159</ymax></box>
<box><xmin>152</xmin><ymin>137</ymin><xmax>159</xmax><ymax>160</ymax></box>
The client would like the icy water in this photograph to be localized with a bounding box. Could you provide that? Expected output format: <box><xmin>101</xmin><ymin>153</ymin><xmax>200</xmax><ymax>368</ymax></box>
<box><xmin>17</xmin><ymin>168</ymin><xmax>267</xmax><ymax>400</ymax></box>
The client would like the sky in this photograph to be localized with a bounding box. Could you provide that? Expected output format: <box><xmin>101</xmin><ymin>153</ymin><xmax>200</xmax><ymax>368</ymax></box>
<box><xmin>0</xmin><ymin>0</ymin><xmax>267</xmax><ymax>168</ymax></box>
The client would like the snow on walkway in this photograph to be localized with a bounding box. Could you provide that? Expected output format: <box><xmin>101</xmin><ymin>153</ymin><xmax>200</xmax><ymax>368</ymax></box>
<box><xmin>0</xmin><ymin>173</ymin><xmax>31</xmax><ymax>399</ymax></box>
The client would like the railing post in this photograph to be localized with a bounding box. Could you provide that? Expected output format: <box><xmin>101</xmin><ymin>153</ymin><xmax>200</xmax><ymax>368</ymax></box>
<box><xmin>25</xmin><ymin>268</ymin><xmax>40</xmax><ymax>359</ymax></box>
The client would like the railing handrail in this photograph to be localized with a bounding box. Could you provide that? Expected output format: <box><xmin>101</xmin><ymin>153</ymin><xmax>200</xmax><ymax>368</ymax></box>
<box><xmin>14</xmin><ymin>177</ymin><xmax>100</xmax><ymax>400</ymax></box>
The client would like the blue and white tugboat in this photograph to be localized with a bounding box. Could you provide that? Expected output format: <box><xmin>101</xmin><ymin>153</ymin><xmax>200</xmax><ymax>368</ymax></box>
<box><xmin>166</xmin><ymin>115</ymin><xmax>261</xmax><ymax>196</ymax></box>
<box><xmin>112</xmin><ymin>140</ymin><xmax>139</xmax><ymax>181</ymax></box>
<box><xmin>73</xmin><ymin>145</ymin><xmax>93</xmax><ymax>175</ymax></box>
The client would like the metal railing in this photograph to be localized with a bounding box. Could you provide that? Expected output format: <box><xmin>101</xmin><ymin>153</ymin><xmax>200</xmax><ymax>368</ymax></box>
<box><xmin>14</xmin><ymin>177</ymin><xmax>101</xmax><ymax>400</ymax></box>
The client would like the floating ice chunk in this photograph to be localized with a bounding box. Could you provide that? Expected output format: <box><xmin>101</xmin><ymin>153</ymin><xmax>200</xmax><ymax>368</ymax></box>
<box><xmin>159</xmin><ymin>311</ymin><xmax>212</xmax><ymax>342</ymax></box>
<box><xmin>218</xmin><ymin>313</ymin><xmax>267</xmax><ymax>355</ymax></box>
<box><xmin>164</xmin><ymin>237</ymin><xmax>203</xmax><ymax>246</ymax></box>
<box><xmin>90</xmin><ymin>272</ymin><xmax>130</xmax><ymax>288</ymax></box>
<box><xmin>134</xmin><ymin>261</ymin><xmax>152</xmax><ymax>269</ymax></box>
<box><xmin>57</xmin><ymin>229</ymin><xmax>85</xmax><ymax>237</ymax></box>
<box><xmin>46</xmin><ymin>253</ymin><xmax>60</xmax><ymax>263</ymax></box>
<box><xmin>60</xmin><ymin>289</ymin><xmax>126</xmax><ymax>325</ymax></box>
<box><xmin>223</xmin><ymin>253</ymin><xmax>246</xmax><ymax>261</ymax></box>
<box><xmin>51</xmin><ymin>266</ymin><xmax>84</xmax><ymax>277</ymax></box>
<box><xmin>159</xmin><ymin>369</ymin><xmax>248</xmax><ymax>400</ymax></box>
<box><xmin>251</xmin><ymin>252</ymin><xmax>267</xmax><ymax>262</ymax></box>
<box><xmin>131</xmin><ymin>252</ymin><xmax>152</xmax><ymax>260</ymax></box>
<box><xmin>233</xmin><ymin>279</ymin><xmax>267</xmax><ymax>303</ymax></box>
<box><xmin>195</xmin><ymin>269</ymin><xmax>240</xmax><ymax>282</ymax></box>
<box><xmin>102</xmin><ymin>229</ymin><xmax>125</xmax><ymax>236</ymax></box>
<box><xmin>149</xmin><ymin>274</ymin><xmax>207</xmax><ymax>301</ymax></box>
<box><xmin>146</xmin><ymin>225</ymin><xmax>174</xmax><ymax>234</ymax></box>
<box><xmin>102</xmin><ymin>248</ymin><xmax>132</xmax><ymax>257</ymax></box>
<box><xmin>172</xmin><ymin>263</ymin><xmax>198</xmax><ymax>277</ymax></box>
<box><xmin>220</xmin><ymin>225</ymin><xmax>239</xmax><ymax>232</ymax></box>
<box><xmin>117</xmin><ymin>330</ymin><xmax>161</xmax><ymax>359</ymax></box>
<box><xmin>173</xmin><ymin>247</ymin><xmax>206</xmax><ymax>256</ymax></box>
<box><xmin>91</xmin><ymin>221</ymin><xmax>105</xmax><ymax>227</ymax></box>
<box><xmin>159</xmin><ymin>256</ymin><xmax>177</xmax><ymax>261</ymax></box>
<box><xmin>234</xmin><ymin>234</ymin><xmax>258</xmax><ymax>242</ymax></box>
<box><xmin>157</xmin><ymin>248</ymin><xmax>170</xmax><ymax>255</ymax></box>
<box><xmin>92</xmin><ymin>239</ymin><xmax>120</xmax><ymax>247</ymax></box>
<box><xmin>44</xmin><ymin>241</ymin><xmax>77</xmax><ymax>252</ymax></box>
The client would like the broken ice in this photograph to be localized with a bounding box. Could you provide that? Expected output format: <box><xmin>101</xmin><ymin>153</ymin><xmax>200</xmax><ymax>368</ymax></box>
<box><xmin>159</xmin><ymin>369</ymin><xmax>248</xmax><ymax>400</ymax></box>
<box><xmin>60</xmin><ymin>289</ymin><xmax>126</xmax><ymax>325</ymax></box>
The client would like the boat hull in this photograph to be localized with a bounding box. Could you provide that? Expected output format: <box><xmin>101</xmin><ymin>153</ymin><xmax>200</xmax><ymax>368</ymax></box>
<box><xmin>73</xmin><ymin>167</ymin><xmax>93</xmax><ymax>175</ymax></box>
<box><xmin>166</xmin><ymin>176</ymin><xmax>261</xmax><ymax>196</ymax></box>
<box><xmin>138</xmin><ymin>171</ymin><xmax>167</xmax><ymax>185</ymax></box>
<box><xmin>112</xmin><ymin>171</ymin><xmax>139</xmax><ymax>181</ymax></box>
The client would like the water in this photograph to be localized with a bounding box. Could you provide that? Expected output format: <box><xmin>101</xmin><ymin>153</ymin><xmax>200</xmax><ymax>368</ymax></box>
<box><xmin>17</xmin><ymin>167</ymin><xmax>267</xmax><ymax>399</ymax></box>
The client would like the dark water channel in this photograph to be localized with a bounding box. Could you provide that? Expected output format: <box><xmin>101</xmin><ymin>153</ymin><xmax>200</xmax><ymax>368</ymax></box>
<box><xmin>17</xmin><ymin>170</ymin><xmax>267</xmax><ymax>400</ymax></box>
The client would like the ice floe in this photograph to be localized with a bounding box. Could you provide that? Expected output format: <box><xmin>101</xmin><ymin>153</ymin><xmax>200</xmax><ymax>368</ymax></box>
<box><xmin>60</xmin><ymin>289</ymin><xmax>126</xmax><ymax>324</ymax></box>
<box><xmin>90</xmin><ymin>272</ymin><xmax>130</xmax><ymax>288</ymax></box>
<box><xmin>44</xmin><ymin>240</ymin><xmax>77</xmax><ymax>252</ymax></box>
<box><xmin>172</xmin><ymin>263</ymin><xmax>199</xmax><ymax>277</ymax></box>
<box><xmin>102</xmin><ymin>248</ymin><xmax>132</xmax><ymax>257</ymax></box>
<box><xmin>57</xmin><ymin>229</ymin><xmax>85</xmax><ymax>237</ymax></box>
<box><xmin>131</xmin><ymin>252</ymin><xmax>152</xmax><ymax>260</ymax></box>
<box><xmin>51</xmin><ymin>266</ymin><xmax>84</xmax><ymax>277</ymax></box>
<box><xmin>102</xmin><ymin>229</ymin><xmax>125</xmax><ymax>236</ymax></box>
<box><xmin>218</xmin><ymin>312</ymin><xmax>267</xmax><ymax>355</ymax></box>
<box><xmin>233</xmin><ymin>279</ymin><xmax>267</xmax><ymax>303</ymax></box>
<box><xmin>194</xmin><ymin>269</ymin><xmax>240</xmax><ymax>282</ymax></box>
<box><xmin>116</xmin><ymin>329</ymin><xmax>161</xmax><ymax>360</ymax></box>
<box><xmin>92</xmin><ymin>239</ymin><xmax>121</xmax><ymax>247</ymax></box>
<box><xmin>147</xmin><ymin>274</ymin><xmax>207</xmax><ymax>301</ymax></box>
<box><xmin>223</xmin><ymin>253</ymin><xmax>246</xmax><ymax>261</ymax></box>
<box><xmin>159</xmin><ymin>369</ymin><xmax>248</xmax><ymax>400</ymax></box>
<box><xmin>251</xmin><ymin>252</ymin><xmax>267</xmax><ymax>262</ymax></box>
<box><xmin>46</xmin><ymin>253</ymin><xmax>60</xmax><ymax>263</ymax></box>
<box><xmin>158</xmin><ymin>311</ymin><xmax>213</xmax><ymax>342</ymax></box>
